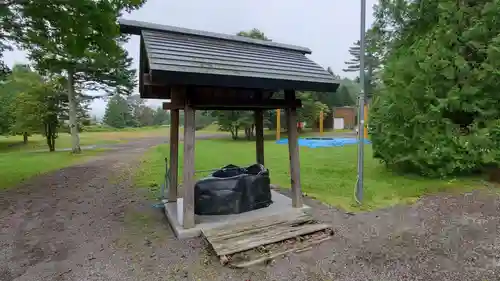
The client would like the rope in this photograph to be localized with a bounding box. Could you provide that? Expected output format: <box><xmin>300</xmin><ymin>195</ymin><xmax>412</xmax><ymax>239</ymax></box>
<box><xmin>354</xmin><ymin>175</ymin><xmax>361</xmax><ymax>205</ymax></box>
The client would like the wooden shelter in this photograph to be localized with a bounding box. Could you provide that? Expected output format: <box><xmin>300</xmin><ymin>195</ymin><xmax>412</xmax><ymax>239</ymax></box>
<box><xmin>119</xmin><ymin>19</ymin><xmax>340</xmax><ymax>231</ymax></box>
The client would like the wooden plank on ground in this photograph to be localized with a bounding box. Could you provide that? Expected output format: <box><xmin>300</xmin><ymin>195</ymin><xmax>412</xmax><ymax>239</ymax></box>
<box><xmin>230</xmin><ymin>235</ymin><xmax>333</xmax><ymax>268</ymax></box>
<box><xmin>203</xmin><ymin>211</ymin><xmax>331</xmax><ymax>257</ymax></box>
<box><xmin>202</xmin><ymin>211</ymin><xmax>312</xmax><ymax>238</ymax></box>
<box><xmin>202</xmin><ymin>210</ymin><xmax>335</xmax><ymax>267</ymax></box>
<box><xmin>214</xmin><ymin>223</ymin><xmax>331</xmax><ymax>256</ymax></box>
<box><xmin>207</xmin><ymin>214</ymin><xmax>314</xmax><ymax>244</ymax></box>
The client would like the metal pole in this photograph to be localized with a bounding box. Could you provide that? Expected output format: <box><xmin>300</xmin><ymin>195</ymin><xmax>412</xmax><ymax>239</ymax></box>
<box><xmin>355</xmin><ymin>0</ymin><xmax>366</xmax><ymax>204</ymax></box>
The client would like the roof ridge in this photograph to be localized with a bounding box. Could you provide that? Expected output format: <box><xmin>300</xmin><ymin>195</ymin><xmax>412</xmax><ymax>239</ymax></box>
<box><xmin>118</xmin><ymin>18</ymin><xmax>312</xmax><ymax>54</ymax></box>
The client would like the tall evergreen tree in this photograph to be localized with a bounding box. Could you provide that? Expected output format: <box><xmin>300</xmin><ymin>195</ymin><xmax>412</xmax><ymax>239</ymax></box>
<box><xmin>336</xmin><ymin>85</ymin><xmax>354</xmax><ymax>107</ymax></box>
<box><xmin>136</xmin><ymin>106</ymin><xmax>155</xmax><ymax>127</ymax></box>
<box><xmin>6</xmin><ymin>0</ymin><xmax>145</xmax><ymax>153</ymax></box>
<box><xmin>103</xmin><ymin>94</ymin><xmax>135</xmax><ymax>128</ymax></box>
<box><xmin>152</xmin><ymin>107</ymin><xmax>170</xmax><ymax>126</ymax></box>
<box><xmin>370</xmin><ymin>0</ymin><xmax>500</xmax><ymax>176</ymax></box>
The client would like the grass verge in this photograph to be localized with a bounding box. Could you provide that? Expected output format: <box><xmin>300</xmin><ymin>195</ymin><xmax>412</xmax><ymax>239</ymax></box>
<box><xmin>0</xmin><ymin>149</ymin><xmax>108</xmax><ymax>190</ymax></box>
<box><xmin>134</xmin><ymin>138</ymin><xmax>485</xmax><ymax>212</ymax></box>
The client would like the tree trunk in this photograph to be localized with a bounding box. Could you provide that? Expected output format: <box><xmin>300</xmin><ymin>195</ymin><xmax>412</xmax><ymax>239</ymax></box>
<box><xmin>23</xmin><ymin>132</ymin><xmax>28</xmax><ymax>144</ymax></box>
<box><xmin>47</xmin><ymin>134</ymin><xmax>55</xmax><ymax>152</ymax></box>
<box><xmin>50</xmin><ymin>134</ymin><xmax>56</xmax><ymax>152</ymax></box>
<box><xmin>245</xmin><ymin>127</ymin><xmax>251</xmax><ymax>140</ymax></box>
<box><xmin>67</xmin><ymin>69</ymin><xmax>81</xmax><ymax>154</ymax></box>
<box><xmin>45</xmin><ymin>123</ymin><xmax>56</xmax><ymax>152</ymax></box>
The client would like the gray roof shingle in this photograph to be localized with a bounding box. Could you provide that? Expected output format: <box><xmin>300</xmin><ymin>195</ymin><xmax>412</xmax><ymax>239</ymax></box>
<box><xmin>119</xmin><ymin>19</ymin><xmax>339</xmax><ymax>96</ymax></box>
<box><xmin>120</xmin><ymin>19</ymin><xmax>311</xmax><ymax>54</ymax></box>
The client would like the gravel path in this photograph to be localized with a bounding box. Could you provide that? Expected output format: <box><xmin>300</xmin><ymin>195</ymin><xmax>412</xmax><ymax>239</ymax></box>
<box><xmin>1</xmin><ymin>136</ymin><xmax>500</xmax><ymax>281</ymax></box>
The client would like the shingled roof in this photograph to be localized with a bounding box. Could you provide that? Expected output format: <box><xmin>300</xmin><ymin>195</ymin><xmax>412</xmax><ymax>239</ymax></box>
<box><xmin>119</xmin><ymin>19</ymin><xmax>339</xmax><ymax>99</ymax></box>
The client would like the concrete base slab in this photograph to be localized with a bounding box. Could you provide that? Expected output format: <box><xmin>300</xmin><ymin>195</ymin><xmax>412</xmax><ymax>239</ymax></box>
<box><xmin>163</xmin><ymin>190</ymin><xmax>310</xmax><ymax>239</ymax></box>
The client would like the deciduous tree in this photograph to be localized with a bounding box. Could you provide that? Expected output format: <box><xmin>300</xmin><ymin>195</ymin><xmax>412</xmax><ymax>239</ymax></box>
<box><xmin>9</xmin><ymin>66</ymin><xmax>65</xmax><ymax>151</ymax></box>
<box><xmin>0</xmin><ymin>64</ymin><xmax>41</xmax><ymax>141</ymax></box>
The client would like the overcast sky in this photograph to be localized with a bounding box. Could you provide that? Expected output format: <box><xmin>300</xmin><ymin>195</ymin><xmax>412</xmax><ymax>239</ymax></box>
<box><xmin>2</xmin><ymin>0</ymin><xmax>376</xmax><ymax>118</ymax></box>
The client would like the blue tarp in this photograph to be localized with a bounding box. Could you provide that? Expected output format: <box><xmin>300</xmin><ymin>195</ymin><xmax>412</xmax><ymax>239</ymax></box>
<box><xmin>276</xmin><ymin>137</ymin><xmax>371</xmax><ymax>148</ymax></box>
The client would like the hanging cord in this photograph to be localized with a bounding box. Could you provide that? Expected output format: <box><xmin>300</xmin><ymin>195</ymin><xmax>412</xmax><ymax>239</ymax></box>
<box><xmin>160</xmin><ymin>157</ymin><xmax>169</xmax><ymax>200</ymax></box>
<box><xmin>354</xmin><ymin>175</ymin><xmax>361</xmax><ymax>205</ymax></box>
<box><xmin>152</xmin><ymin>158</ymin><xmax>170</xmax><ymax>208</ymax></box>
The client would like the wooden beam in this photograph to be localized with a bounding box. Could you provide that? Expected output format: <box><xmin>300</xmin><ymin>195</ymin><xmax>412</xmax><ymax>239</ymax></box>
<box><xmin>255</xmin><ymin>109</ymin><xmax>265</xmax><ymax>165</ymax></box>
<box><xmin>139</xmin><ymin>38</ymin><xmax>146</xmax><ymax>95</ymax></box>
<box><xmin>162</xmin><ymin>102</ymin><xmax>184</xmax><ymax>110</ymax></box>
<box><xmin>163</xmin><ymin>99</ymin><xmax>301</xmax><ymax>110</ymax></box>
<box><xmin>285</xmin><ymin>90</ymin><xmax>303</xmax><ymax>208</ymax></box>
<box><xmin>182</xmin><ymin>102</ymin><xmax>196</xmax><ymax>229</ymax></box>
<box><xmin>162</xmin><ymin>86</ymin><xmax>186</xmax><ymax>110</ymax></box>
<box><xmin>168</xmin><ymin>108</ymin><xmax>179</xmax><ymax>202</ymax></box>
<box><xmin>143</xmin><ymin>73</ymin><xmax>167</xmax><ymax>87</ymax></box>
<box><xmin>146</xmin><ymin>85</ymin><xmax>277</xmax><ymax>101</ymax></box>
<box><xmin>193</xmin><ymin>99</ymin><xmax>301</xmax><ymax>109</ymax></box>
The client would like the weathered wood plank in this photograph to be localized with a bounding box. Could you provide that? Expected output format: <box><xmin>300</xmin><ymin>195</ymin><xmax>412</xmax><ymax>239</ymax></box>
<box><xmin>230</xmin><ymin>236</ymin><xmax>333</xmax><ymax>268</ymax></box>
<box><xmin>212</xmin><ymin>223</ymin><xmax>331</xmax><ymax>256</ymax></box>
<box><xmin>168</xmin><ymin>108</ymin><xmax>179</xmax><ymax>202</ymax></box>
<box><xmin>204</xmin><ymin>212</ymin><xmax>313</xmax><ymax>242</ymax></box>
<box><xmin>255</xmin><ymin>109</ymin><xmax>265</xmax><ymax>165</ymax></box>
<box><xmin>182</xmin><ymin>102</ymin><xmax>196</xmax><ymax>229</ymax></box>
<box><xmin>285</xmin><ymin>90</ymin><xmax>303</xmax><ymax>208</ymax></box>
<box><xmin>202</xmin><ymin>210</ymin><xmax>311</xmax><ymax>238</ymax></box>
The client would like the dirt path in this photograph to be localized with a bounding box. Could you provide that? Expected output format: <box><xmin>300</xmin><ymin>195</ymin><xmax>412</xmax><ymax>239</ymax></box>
<box><xmin>1</xmin><ymin>136</ymin><xmax>500</xmax><ymax>281</ymax></box>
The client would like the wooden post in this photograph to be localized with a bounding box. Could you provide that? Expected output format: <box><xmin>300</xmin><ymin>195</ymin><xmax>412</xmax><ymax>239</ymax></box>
<box><xmin>285</xmin><ymin>90</ymin><xmax>303</xmax><ymax>208</ymax></box>
<box><xmin>255</xmin><ymin>109</ymin><xmax>265</xmax><ymax>165</ymax></box>
<box><xmin>319</xmin><ymin>111</ymin><xmax>324</xmax><ymax>135</ymax></box>
<box><xmin>182</xmin><ymin>102</ymin><xmax>196</xmax><ymax>229</ymax></box>
<box><xmin>276</xmin><ymin>109</ymin><xmax>281</xmax><ymax>140</ymax></box>
<box><xmin>168</xmin><ymin>108</ymin><xmax>179</xmax><ymax>202</ymax></box>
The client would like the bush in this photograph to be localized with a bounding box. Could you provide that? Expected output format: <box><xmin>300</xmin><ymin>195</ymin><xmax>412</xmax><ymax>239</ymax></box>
<box><xmin>369</xmin><ymin>9</ymin><xmax>500</xmax><ymax>177</ymax></box>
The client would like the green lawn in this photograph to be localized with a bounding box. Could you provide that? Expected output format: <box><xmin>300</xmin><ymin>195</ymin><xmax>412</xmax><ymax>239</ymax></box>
<box><xmin>0</xmin><ymin>125</ymin><xmax>226</xmax><ymax>153</ymax></box>
<box><xmin>0</xmin><ymin>134</ymin><xmax>124</xmax><ymax>153</ymax></box>
<box><xmin>134</xmin><ymin>138</ymin><xmax>484</xmax><ymax>211</ymax></box>
<box><xmin>0</xmin><ymin>126</ymin><xmax>224</xmax><ymax>190</ymax></box>
<box><xmin>0</xmin><ymin>128</ymin><xmax>169</xmax><ymax>153</ymax></box>
<box><xmin>0</xmin><ymin>149</ymin><xmax>107</xmax><ymax>190</ymax></box>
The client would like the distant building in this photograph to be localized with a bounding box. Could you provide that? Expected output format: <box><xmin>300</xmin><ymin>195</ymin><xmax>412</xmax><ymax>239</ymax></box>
<box><xmin>333</xmin><ymin>106</ymin><xmax>356</xmax><ymax>129</ymax></box>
